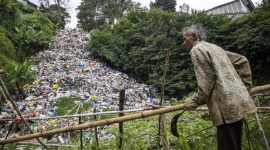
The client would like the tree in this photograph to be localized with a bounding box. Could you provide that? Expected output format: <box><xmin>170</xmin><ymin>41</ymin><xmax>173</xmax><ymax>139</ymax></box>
<box><xmin>39</xmin><ymin>0</ymin><xmax>69</xmax><ymax>8</ymax></box>
<box><xmin>39</xmin><ymin>0</ymin><xmax>70</xmax><ymax>29</ymax></box>
<box><xmin>178</xmin><ymin>3</ymin><xmax>190</xmax><ymax>14</ymax></box>
<box><xmin>10</xmin><ymin>61</ymin><xmax>34</xmax><ymax>100</ymax></box>
<box><xmin>87</xmin><ymin>8</ymin><xmax>196</xmax><ymax>98</ymax></box>
<box><xmin>40</xmin><ymin>4</ymin><xmax>70</xmax><ymax>28</ymax></box>
<box><xmin>77</xmin><ymin>0</ymin><xmax>100</xmax><ymax>31</ymax></box>
<box><xmin>150</xmin><ymin>0</ymin><xmax>176</xmax><ymax>12</ymax></box>
<box><xmin>77</xmin><ymin>0</ymin><xmax>134</xmax><ymax>31</ymax></box>
<box><xmin>0</xmin><ymin>0</ymin><xmax>56</xmax><ymax>100</ymax></box>
<box><xmin>104</xmin><ymin>0</ymin><xmax>133</xmax><ymax>24</ymax></box>
<box><xmin>0</xmin><ymin>0</ymin><xmax>18</xmax><ymax>30</ymax></box>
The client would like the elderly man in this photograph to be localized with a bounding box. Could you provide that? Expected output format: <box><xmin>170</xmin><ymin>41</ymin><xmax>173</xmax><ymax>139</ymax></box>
<box><xmin>182</xmin><ymin>24</ymin><xmax>257</xmax><ymax>150</ymax></box>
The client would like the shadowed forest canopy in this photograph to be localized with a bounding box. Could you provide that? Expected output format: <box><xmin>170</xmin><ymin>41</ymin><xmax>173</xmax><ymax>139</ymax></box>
<box><xmin>77</xmin><ymin>0</ymin><xmax>136</xmax><ymax>31</ymax></box>
<box><xmin>150</xmin><ymin>0</ymin><xmax>177</xmax><ymax>12</ymax></box>
<box><xmin>86</xmin><ymin>3</ymin><xmax>270</xmax><ymax>99</ymax></box>
<box><xmin>0</xmin><ymin>0</ymin><xmax>67</xmax><ymax>100</ymax></box>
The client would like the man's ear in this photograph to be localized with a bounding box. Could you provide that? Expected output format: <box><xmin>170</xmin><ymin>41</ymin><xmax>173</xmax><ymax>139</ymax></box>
<box><xmin>191</xmin><ymin>33</ymin><xmax>197</xmax><ymax>41</ymax></box>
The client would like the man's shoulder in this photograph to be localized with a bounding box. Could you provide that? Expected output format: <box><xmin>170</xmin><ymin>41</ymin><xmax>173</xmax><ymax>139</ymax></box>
<box><xmin>191</xmin><ymin>41</ymin><xmax>226</xmax><ymax>59</ymax></box>
<box><xmin>191</xmin><ymin>41</ymin><xmax>214</xmax><ymax>53</ymax></box>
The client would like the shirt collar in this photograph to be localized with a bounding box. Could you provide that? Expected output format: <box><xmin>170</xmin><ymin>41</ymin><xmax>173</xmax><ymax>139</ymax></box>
<box><xmin>193</xmin><ymin>40</ymin><xmax>201</xmax><ymax>47</ymax></box>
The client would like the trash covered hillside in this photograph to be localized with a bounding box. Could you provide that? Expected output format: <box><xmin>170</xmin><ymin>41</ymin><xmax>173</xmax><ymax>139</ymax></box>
<box><xmin>0</xmin><ymin>29</ymin><xmax>163</xmax><ymax>146</ymax></box>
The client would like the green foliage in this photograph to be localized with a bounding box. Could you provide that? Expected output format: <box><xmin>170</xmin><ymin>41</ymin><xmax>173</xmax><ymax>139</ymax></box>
<box><xmin>88</xmin><ymin>8</ymin><xmax>196</xmax><ymax>99</ymax></box>
<box><xmin>10</xmin><ymin>60</ymin><xmax>35</xmax><ymax>96</ymax></box>
<box><xmin>19</xmin><ymin>11</ymin><xmax>55</xmax><ymax>38</ymax></box>
<box><xmin>40</xmin><ymin>4</ymin><xmax>70</xmax><ymax>29</ymax></box>
<box><xmin>0</xmin><ymin>26</ymin><xmax>16</xmax><ymax>59</ymax></box>
<box><xmin>13</xmin><ymin>12</ymin><xmax>55</xmax><ymax>62</ymax></box>
<box><xmin>0</xmin><ymin>54</ymin><xmax>18</xmax><ymax>90</ymax></box>
<box><xmin>56</xmin><ymin>96</ymin><xmax>92</xmax><ymax>115</ymax></box>
<box><xmin>94</xmin><ymin>117</ymin><xmax>157</xmax><ymax>149</ymax></box>
<box><xmin>79</xmin><ymin>102</ymin><xmax>269</xmax><ymax>149</ymax></box>
<box><xmin>170</xmin><ymin>111</ymin><xmax>216</xmax><ymax>150</ymax></box>
<box><xmin>150</xmin><ymin>0</ymin><xmax>177</xmax><ymax>12</ymax></box>
<box><xmin>88</xmin><ymin>4</ymin><xmax>270</xmax><ymax>100</ymax></box>
<box><xmin>77</xmin><ymin>0</ymin><xmax>135</xmax><ymax>31</ymax></box>
<box><xmin>223</xmin><ymin>4</ymin><xmax>270</xmax><ymax>85</ymax></box>
<box><xmin>0</xmin><ymin>0</ymin><xmax>18</xmax><ymax>30</ymax></box>
<box><xmin>0</xmin><ymin>0</ymin><xmax>56</xmax><ymax>95</ymax></box>
<box><xmin>7</xmin><ymin>143</ymin><xmax>17</xmax><ymax>150</ymax></box>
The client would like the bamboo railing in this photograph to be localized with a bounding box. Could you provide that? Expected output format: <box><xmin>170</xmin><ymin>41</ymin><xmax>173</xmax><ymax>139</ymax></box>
<box><xmin>0</xmin><ymin>84</ymin><xmax>269</xmax><ymax>145</ymax></box>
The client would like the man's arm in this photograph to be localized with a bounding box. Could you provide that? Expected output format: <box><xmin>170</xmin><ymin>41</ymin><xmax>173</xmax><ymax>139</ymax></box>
<box><xmin>188</xmin><ymin>48</ymin><xmax>216</xmax><ymax>107</ymax></box>
<box><xmin>226</xmin><ymin>51</ymin><xmax>253</xmax><ymax>90</ymax></box>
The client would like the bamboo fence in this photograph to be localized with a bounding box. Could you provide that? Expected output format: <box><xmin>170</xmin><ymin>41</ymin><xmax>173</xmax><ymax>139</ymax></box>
<box><xmin>0</xmin><ymin>84</ymin><xmax>269</xmax><ymax>145</ymax></box>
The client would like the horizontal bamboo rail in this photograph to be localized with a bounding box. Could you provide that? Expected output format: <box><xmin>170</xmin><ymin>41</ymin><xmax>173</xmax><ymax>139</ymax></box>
<box><xmin>0</xmin><ymin>84</ymin><xmax>270</xmax><ymax>145</ymax></box>
<box><xmin>249</xmin><ymin>84</ymin><xmax>270</xmax><ymax>95</ymax></box>
<box><xmin>0</xmin><ymin>108</ymin><xmax>145</xmax><ymax>121</ymax></box>
<box><xmin>17</xmin><ymin>142</ymin><xmax>78</xmax><ymax>148</ymax></box>
<box><xmin>0</xmin><ymin>104</ymin><xmax>185</xmax><ymax>145</ymax></box>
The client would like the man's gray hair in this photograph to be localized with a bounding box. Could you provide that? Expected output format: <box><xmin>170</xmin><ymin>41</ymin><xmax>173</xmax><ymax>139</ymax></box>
<box><xmin>182</xmin><ymin>24</ymin><xmax>206</xmax><ymax>41</ymax></box>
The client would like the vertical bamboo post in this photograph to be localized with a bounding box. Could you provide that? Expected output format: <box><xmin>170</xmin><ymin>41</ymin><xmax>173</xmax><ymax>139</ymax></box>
<box><xmin>118</xmin><ymin>89</ymin><xmax>125</xmax><ymax>149</ymax></box>
<box><xmin>158</xmin><ymin>49</ymin><xmax>170</xmax><ymax>149</ymax></box>
<box><xmin>254</xmin><ymin>96</ymin><xmax>270</xmax><ymax>150</ymax></box>
<box><xmin>68</xmin><ymin>123</ymin><xmax>71</xmax><ymax>144</ymax></box>
<box><xmin>1</xmin><ymin>119</ymin><xmax>15</xmax><ymax>149</ymax></box>
<box><xmin>0</xmin><ymin>88</ymin><xmax>5</xmax><ymax>102</ymax></box>
<box><xmin>79</xmin><ymin>111</ymin><xmax>83</xmax><ymax>150</ymax></box>
<box><xmin>254</xmin><ymin>113</ymin><xmax>270</xmax><ymax>150</ymax></box>
<box><xmin>94</xmin><ymin>108</ymin><xmax>99</xmax><ymax>147</ymax></box>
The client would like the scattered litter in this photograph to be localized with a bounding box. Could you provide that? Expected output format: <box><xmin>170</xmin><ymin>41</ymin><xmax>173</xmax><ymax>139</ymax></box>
<box><xmin>0</xmin><ymin>29</ymin><xmax>168</xmax><ymax>143</ymax></box>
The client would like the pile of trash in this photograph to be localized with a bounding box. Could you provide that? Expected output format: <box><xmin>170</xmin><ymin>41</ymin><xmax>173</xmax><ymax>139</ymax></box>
<box><xmin>0</xmin><ymin>29</ymin><xmax>166</xmax><ymax>143</ymax></box>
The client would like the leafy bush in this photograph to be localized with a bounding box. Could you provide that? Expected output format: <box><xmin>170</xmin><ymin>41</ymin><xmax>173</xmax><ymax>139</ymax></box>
<box><xmin>0</xmin><ymin>0</ymin><xmax>18</xmax><ymax>30</ymax></box>
<box><xmin>56</xmin><ymin>96</ymin><xmax>92</xmax><ymax>115</ymax></box>
<box><xmin>88</xmin><ymin>8</ymin><xmax>197</xmax><ymax>99</ymax></box>
<box><xmin>88</xmin><ymin>4</ymin><xmax>270</xmax><ymax>100</ymax></box>
<box><xmin>11</xmin><ymin>11</ymin><xmax>55</xmax><ymax>62</ymax></box>
<box><xmin>19</xmin><ymin>11</ymin><xmax>55</xmax><ymax>39</ymax></box>
<box><xmin>224</xmin><ymin>4</ymin><xmax>270</xmax><ymax>84</ymax></box>
<box><xmin>0</xmin><ymin>0</ymin><xmax>56</xmax><ymax>96</ymax></box>
<box><xmin>0</xmin><ymin>26</ymin><xmax>16</xmax><ymax>59</ymax></box>
<box><xmin>40</xmin><ymin>4</ymin><xmax>70</xmax><ymax>29</ymax></box>
<box><xmin>0</xmin><ymin>54</ymin><xmax>18</xmax><ymax>89</ymax></box>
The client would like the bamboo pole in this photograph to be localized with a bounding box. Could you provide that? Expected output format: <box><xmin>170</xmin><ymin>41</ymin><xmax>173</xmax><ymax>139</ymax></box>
<box><xmin>0</xmin><ymin>103</ymin><xmax>186</xmax><ymax>145</ymax></box>
<box><xmin>1</xmin><ymin>118</ymin><xmax>15</xmax><ymax>149</ymax></box>
<box><xmin>0</xmin><ymin>76</ymin><xmax>48</xmax><ymax>149</ymax></box>
<box><xmin>17</xmin><ymin>142</ymin><xmax>78</xmax><ymax>148</ymax></box>
<box><xmin>249</xmin><ymin>84</ymin><xmax>270</xmax><ymax>95</ymax></box>
<box><xmin>79</xmin><ymin>111</ymin><xmax>83</xmax><ymax>150</ymax></box>
<box><xmin>254</xmin><ymin>96</ymin><xmax>270</xmax><ymax>150</ymax></box>
<box><xmin>254</xmin><ymin>112</ymin><xmax>270</xmax><ymax>150</ymax></box>
<box><xmin>0</xmin><ymin>84</ymin><xmax>270</xmax><ymax>145</ymax></box>
<box><xmin>94</xmin><ymin>108</ymin><xmax>99</xmax><ymax>147</ymax></box>
<box><xmin>18</xmin><ymin>108</ymin><xmax>145</xmax><ymax>120</ymax></box>
<box><xmin>68</xmin><ymin>123</ymin><xmax>71</xmax><ymax>144</ymax></box>
<box><xmin>158</xmin><ymin>49</ymin><xmax>170</xmax><ymax>150</ymax></box>
<box><xmin>118</xmin><ymin>89</ymin><xmax>125</xmax><ymax>149</ymax></box>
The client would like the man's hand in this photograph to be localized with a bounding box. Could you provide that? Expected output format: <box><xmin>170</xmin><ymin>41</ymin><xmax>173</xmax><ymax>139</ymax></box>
<box><xmin>184</xmin><ymin>98</ymin><xmax>198</xmax><ymax>111</ymax></box>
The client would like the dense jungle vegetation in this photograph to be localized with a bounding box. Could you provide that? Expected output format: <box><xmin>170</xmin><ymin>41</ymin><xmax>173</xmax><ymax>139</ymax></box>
<box><xmin>84</xmin><ymin>2</ymin><xmax>270</xmax><ymax>99</ymax></box>
<box><xmin>0</xmin><ymin>0</ymin><xmax>69</xmax><ymax>100</ymax></box>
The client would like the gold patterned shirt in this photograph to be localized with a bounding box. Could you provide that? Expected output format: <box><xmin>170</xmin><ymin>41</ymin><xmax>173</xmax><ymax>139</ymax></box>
<box><xmin>190</xmin><ymin>41</ymin><xmax>257</xmax><ymax>126</ymax></box>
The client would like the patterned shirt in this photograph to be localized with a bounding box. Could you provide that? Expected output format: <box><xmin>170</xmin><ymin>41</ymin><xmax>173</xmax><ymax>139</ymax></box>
<box><xmin>190</xmin><ymin>41</ymin><xmax>257</xmax><ymax>126</ymax></box>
